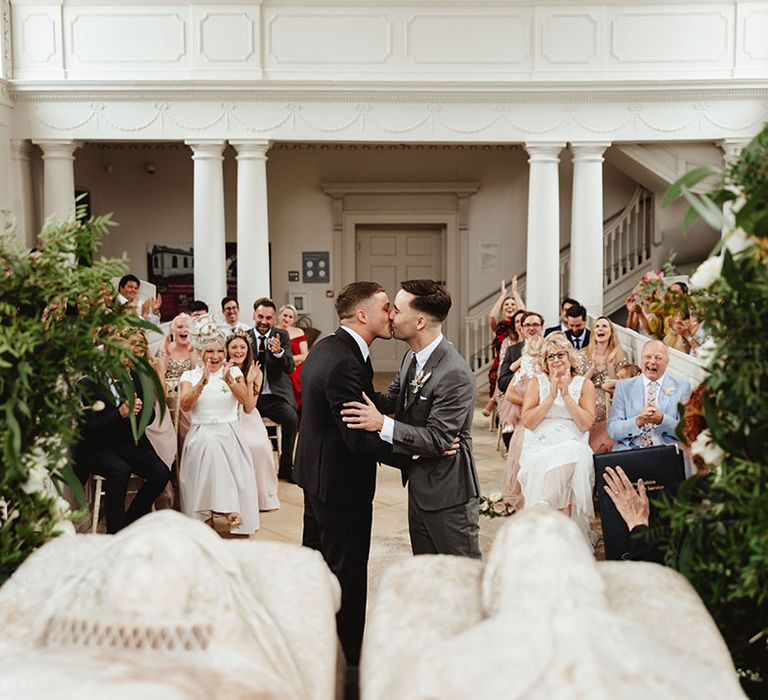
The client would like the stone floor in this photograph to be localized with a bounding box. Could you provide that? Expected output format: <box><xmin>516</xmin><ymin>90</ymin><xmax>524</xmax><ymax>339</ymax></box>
<box><xmin>252</xmin><ymin>375</ymin><xmax>511</xmax><ymax>607</ymax></box>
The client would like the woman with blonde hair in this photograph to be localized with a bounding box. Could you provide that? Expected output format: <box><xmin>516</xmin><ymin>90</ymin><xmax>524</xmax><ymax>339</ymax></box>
<box><xmin>578</xmin><ymin>316</ymin><xmax>628</xmax><ymax>453</ymax></box>
<box><xmin>518</xmin><ymin>336</ymin><xmax>596</xmax><ymax>540</ymax></box>
<box><xmin>277</xmin><ymin>304</ymin><xmax>308</xmax><ymax>411</ymax></box>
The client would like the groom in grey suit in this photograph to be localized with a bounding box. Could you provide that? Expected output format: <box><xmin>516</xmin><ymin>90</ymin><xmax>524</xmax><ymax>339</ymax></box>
<box><xmin>342</xmin><ymin>279</ymin><xmax>481</xmax><ymax>558</ymax></box>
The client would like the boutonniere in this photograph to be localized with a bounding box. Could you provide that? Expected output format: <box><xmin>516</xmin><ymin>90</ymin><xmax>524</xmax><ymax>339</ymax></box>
<box><xmin>664</xmin><ymin>387</ymin><xmax>674</xmax><ymax>397</ymax></box>
<box><xmin>410</xmin><ymin>371</ymin><xmax>432</xmax><ymax>394</ymax></box>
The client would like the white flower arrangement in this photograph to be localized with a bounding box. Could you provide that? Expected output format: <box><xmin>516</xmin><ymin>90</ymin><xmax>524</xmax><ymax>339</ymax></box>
<box><xmin>690</xmin><ymin>429</ymin><xmax>726</xmax><ymax>469</ymax></box>
<box><xmin>479</xmin><ymin>491</ymin><xmax>515</xmax><ymax>519</ymax></box>
<box><xmin>690</xmin><ymin>255</ymin><xmax>724</xmax><ymax>290</ymax></box>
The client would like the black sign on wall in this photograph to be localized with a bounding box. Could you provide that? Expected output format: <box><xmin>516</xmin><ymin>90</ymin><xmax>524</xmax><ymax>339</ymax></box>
<box><xmin>302</xmin><ymin>251</ymin><xmax>330</xmax><ymax>283</ymax></box>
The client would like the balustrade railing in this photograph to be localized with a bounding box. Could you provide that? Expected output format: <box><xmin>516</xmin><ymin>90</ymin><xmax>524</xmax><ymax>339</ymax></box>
<box><xmin>464</xmin><ymin>186</ymin><xmax>654</xmax><ymax>382</ymax></box>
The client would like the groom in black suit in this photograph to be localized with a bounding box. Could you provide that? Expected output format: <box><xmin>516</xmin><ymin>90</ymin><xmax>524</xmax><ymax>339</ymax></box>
<box><xmin>294</xmin><ymin>281</ymin><xmax>397</xmax><ymax>668</ymax></box>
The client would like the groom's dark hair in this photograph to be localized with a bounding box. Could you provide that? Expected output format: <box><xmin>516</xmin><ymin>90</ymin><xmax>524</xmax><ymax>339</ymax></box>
<box><xmin>400</xmin><ymin>279</ymin><xmax>451</xmax><ymax>322</ymax></box>
<box><xmin>336</xmin><ymin>281</ymin><xmax>386</xmax><ymax>320</ymax></box>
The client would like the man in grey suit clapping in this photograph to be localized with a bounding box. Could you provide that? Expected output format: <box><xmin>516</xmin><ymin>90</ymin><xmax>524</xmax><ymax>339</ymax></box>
<box><xmin>342</xmin><ymin>279</ymin><xmax>481</xmax><ymax>559</ymax></box>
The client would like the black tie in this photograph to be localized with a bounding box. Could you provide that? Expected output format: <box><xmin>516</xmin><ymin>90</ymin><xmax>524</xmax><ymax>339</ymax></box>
<box><xmin>365</xmin><ymin>356</ymin><xmax>374</xmax><ymax>380</ymax></box>
<box><xmin>402</xmin><ymin>354</ymin><xmax>417</xmax><ymax>408</ymax></box>
<box><xmin>257</xmin><ymin>335</ymin><xmax>267</xmax><ymax>369</ymax></box>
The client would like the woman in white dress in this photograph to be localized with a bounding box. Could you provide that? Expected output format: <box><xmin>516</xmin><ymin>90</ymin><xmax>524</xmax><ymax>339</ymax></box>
<box><xmin>179</xmin><ymin>318</ymin><xmax>260</xmax><ymax>535</ymax></box>
<box><xmin>518</xmin><ymin>336</ymin><xmax>596</xmax><ymax>539</ymax></box>
<box><xmin>226</xmin><ymin>330</ymin><xmax>280</xmax><ymax>512</ymax></box>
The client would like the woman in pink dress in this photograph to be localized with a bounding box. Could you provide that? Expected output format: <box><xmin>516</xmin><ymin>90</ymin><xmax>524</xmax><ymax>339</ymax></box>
<box><xmin>226</xmin><ymin>331</ymin><xmax>280</xmax><ymax>512</ymax></box>
<box><xmin>277</xmin><ymin>304</ymin><xmax>308</xmax><ymax>411</ymax></box>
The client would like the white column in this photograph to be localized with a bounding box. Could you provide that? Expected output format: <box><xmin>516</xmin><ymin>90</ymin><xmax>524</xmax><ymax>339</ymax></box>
<box><xmin>525</xmin><ymin>142</ymin><xmax>565</xmax><ymax>327</ymax></box>
<box><xmin>10</xmin><ymin>140</ymin><xmax>36</xmax><ymax>247</ymax></box>
<box><xmin>231</xmin><ymin>140</ymin><xmax>271</xmax><ymax>314</ymax></box>
<box><xmin>186</xmin><ymin>141</ymin><xmax>227</xmax><ymax>307</ymax></box>
<box><xmin>34</xmin><ymin>139</ymin><xmax>79</xmax><ymax>222</ymax></box>
<box><xmin>717</xmin><ymin>138</ymin><xmax>750</xmax><ymax>238</ymax></box>
<box><xmin>569</xmin><ymin>142</ymin><xmax>610</xmax><ymax>318</ymax></box>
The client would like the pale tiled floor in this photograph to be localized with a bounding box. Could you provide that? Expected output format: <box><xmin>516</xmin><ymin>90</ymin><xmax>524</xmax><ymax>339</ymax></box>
<box><xmin>252</xmin><ymin>377</ymin><xmax>510</xmax><ymax>606</ymax></box>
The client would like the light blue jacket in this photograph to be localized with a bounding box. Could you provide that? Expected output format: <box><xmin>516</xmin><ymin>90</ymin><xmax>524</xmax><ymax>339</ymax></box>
<box><xmin>607</xmin><ymin>373</ymin><xmax>691</xmax><ymax>451</ymax></box>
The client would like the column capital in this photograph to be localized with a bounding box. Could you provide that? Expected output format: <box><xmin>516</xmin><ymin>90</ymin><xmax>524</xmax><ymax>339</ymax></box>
<box><xmin>231</xmin><ymin>140</ymin><xmax>271</xmax><ymax>160</ymax></box>
<box><xmin>10</xmin><ymin>139</ymin><xmax>33</xmax><ymax>161</ymax></box>
<box><xmin>717</xmin><ymin>138</ymin><xmax>750</xmax><ymax>162</ymax></box>
<box><xmin>524</xmin><ymin>142</ymin><xmax>565</xmax><ymax>163</ymax></box>
<box><xmin>185</xmin><ymin>140</ymin><xmax>227</xmax><ymax>160</ymax></box>
<box><xmin>569</xmin><ymin>142</ymin><xmax>611</xmax><ymax>162</ymax></box>
<box><xmin>33</xmin><ymin>139</ymin><xmax>81</xmax><ymax>159</ymax></box>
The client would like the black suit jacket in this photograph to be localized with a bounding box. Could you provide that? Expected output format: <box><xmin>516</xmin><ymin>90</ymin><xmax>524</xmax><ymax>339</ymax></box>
<box><xmin>544</xmin><ymin>324</ymin><xmax>565</xmax><ymax>337</ymax></box>
<box><xmin>565</xmin><ymin>328</ymin><xmax>591</xmax><ymax>350</ymax></box>
<box><xmin>248</xmin><ymin>327</ymin><xmax>296</xmax><ymax>408</ymax></box>
<box><xmin>497</xmin><ymin>341</ymin><xmax>524</xmax><ymax>394</ymax></box>
<box><xmin>293</xmin><ymin>328</ymin><xmax>395</xmax><ymax>507</ymax></box>
<box><xmin>75</xmin><ymin>372</ymin><xmax>156</xmax><ymax>481</ymax></box>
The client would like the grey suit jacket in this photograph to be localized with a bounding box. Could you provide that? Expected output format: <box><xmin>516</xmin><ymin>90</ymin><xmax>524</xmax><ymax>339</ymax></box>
<box><xmin>379</xmin><ymin>338</ymin><xmax>480</xmax><ymax>511</ymax></box>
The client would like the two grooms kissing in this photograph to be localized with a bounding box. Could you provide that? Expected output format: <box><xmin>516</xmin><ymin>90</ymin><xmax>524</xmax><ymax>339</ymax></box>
<box><xmin>294</xmin><ymin>278</ymin><xmax>480</xmax><ymax>669</ymax></box>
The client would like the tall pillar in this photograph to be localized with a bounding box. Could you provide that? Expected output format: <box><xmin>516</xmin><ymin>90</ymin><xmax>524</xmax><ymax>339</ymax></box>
<box><xmin>717</xmin><ymin>138</ymin><xmax>750</xmax><ymax>238</ymax></box>
<box><xmin>525</xmin><ymin>142</ymin><xmax>565</xmax><ymax>327</ymax></box>
<box><xmin>231</xmin><ymin>140</ymin><xmax>271</xmax><ymax>314</ymax></box>
<box><xmin>10</xmin><ymin>140</ymin><xmax>36</xmax><ymax>247</ymax></box>
<box><xmin>186</xmin><ymin>141</ymin><xmax>227</xmax><ymax>307</ymax></box>
<box><xmin>569</xmin><ymin>142</ymin><xmax>610</xmax><ymax>318</ymax></box>
<box><xmin>34</xmin><ymin>139</ymin><xmax>79</xmax><ymax>222</ymax></box>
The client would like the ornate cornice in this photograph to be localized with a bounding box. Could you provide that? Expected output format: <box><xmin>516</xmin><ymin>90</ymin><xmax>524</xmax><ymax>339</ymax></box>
<box><xmin>272</xmin><ymin>142</ymin><xmax>520</xmax><ymax>151</ymax></box>
<box><xmin>8</xmin><ymin>80</ymin><xmax>768</xmax><ymax>104</ymax></box>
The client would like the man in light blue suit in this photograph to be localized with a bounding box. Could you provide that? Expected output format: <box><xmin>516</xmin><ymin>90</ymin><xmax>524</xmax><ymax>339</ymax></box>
<box><xmin>608</xmin><ymin>340</ymin><xmax>691</xmax><ymax>451</ymax></box>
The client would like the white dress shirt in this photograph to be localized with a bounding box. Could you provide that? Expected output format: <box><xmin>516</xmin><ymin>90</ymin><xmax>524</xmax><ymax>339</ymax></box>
<box><xmin>380</xmin><ymin>333</ymin><xmax>443</xmax><ymax>444</ymax></box>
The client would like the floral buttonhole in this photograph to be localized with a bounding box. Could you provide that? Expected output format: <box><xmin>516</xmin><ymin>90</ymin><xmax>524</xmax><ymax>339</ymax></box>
<box><xmin>410</xmin><ymin>371</ymin><xmax>432</xmax><ymax>394</ymax></box>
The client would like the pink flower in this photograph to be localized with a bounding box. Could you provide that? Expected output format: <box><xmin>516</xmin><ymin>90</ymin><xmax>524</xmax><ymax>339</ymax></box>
<box><xmin>492</xmin><ymin>501</ymin><xmax>507</xmax><ymax>514</ymax></box>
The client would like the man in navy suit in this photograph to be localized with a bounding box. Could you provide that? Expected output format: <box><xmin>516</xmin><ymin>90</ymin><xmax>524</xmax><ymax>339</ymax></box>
<box><xmin>565</xmin><ymin>304</ymin><xmax>591</xmax><ymax>350</ymax></box>
<box><xmin>607</xmin><ymin>340</ymin><xmax>691</xmax><ymax>451</ymax></box>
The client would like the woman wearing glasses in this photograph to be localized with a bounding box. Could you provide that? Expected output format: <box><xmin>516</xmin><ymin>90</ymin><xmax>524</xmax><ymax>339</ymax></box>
<box><xmin>518</xmin><ymin>336</ymin><xmax>596</xmax><ymax>541</ymax></box>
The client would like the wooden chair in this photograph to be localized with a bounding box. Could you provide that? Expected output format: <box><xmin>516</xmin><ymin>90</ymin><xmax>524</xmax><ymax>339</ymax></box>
<box><xmin>261</xmin><ymin>417</ymin><xmax>283</xmax><ymax>471</ymax></box>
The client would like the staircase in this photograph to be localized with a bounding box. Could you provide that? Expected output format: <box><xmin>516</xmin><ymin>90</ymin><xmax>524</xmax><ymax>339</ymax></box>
<box><xmin>464</xmin><ymin>186</ymin><xmax>655</xmax><ymax>383</ymax></box>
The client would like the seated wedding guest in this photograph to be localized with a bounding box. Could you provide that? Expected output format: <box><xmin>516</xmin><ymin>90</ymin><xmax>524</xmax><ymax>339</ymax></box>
<box><xmin>248</xmin><ymin>298</ymin><xmax>297</xmax><ymax>482</ymax></box>
<box><xmin>219</xmin><ymin>296</ymin><xmax>252</xmax><ymax>336</ymax></box>
<box><xmin>602</xmin><ymin>465</ymin><xmax>663</xmax><ymax>564</ymax></box>
<box><xmin>157</xmin><ymin>313</ymin><xmax>198</xmax><ymax>448</ymax></box>
<box><xmin>226</xmin><ymin>331</ymin><xmax>280</xmax><ymax>512</ymax></box>
<box><xmin>117</xmin><ymin>274</ymin><xmax>162</xmax><ymax>324</ymax></box>
<box><xmin>607</xmin><ymin>340</ymin><xmax>691</xmax><ymax>451</ymax></box>
<box><xmin>565</xmin><ymin>304</ymin><xmax>590</xmax><ymax>350</ymax></box>
<box><xmin>277</xmin><ymin>304</ymin><xmax>309</xmax><ymax>411</ymax></box>
<box><xmin>577</xmin><ymin>316</ymin><xmax>628</xmax><ymax>453</ymax></box>
<box><xmin>517</xmin><ymin>336</ymin><xmax>596</xmax><ymax>540</ymax></box>
<box><xmin>179</xmin><ymin>317</ymin><xmax>260</xmax><ymax>535</ymax></box>
<box><xmin>484</xmin><ymin>278</ymin><xmax>525</xmax><ymax>416</ymax></box>
<box><xmin>499</xmin><ymin>335</ymin><xmax>546</xmax><ymax>508</ymax></box>
<box><xmin>496</xmin><ymin>309</ymin><xmax>526</xmax><ymax>395</ymax></box>
<box><xmin>75</xmin><ymin>332</ymin><xmax>170</xmax><ymax>534</ymax></box>
<box><xmin>544</xmin><ymin>297</ymin><xmax>579</xmax><ymax>336</ymax></box>
<box><xmin>188</xmin><ymin>299</ymin><xmax>209</xmax><ymax>317</ymax></box>
<box><xmin>661</xmin><ymin>282</ymin><xmax>690</xmax><ymax>352</ymax></box>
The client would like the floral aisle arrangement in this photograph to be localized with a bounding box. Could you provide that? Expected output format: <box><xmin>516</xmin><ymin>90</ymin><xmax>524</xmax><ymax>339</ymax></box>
<box><xmin>0</xmin><ymin>214</ymin><xmax>162</xmax><ymax>585</ymax></box>
<box><xmin>660</xmin><ymin>123</ymin><xmax>768</xmax><ymax>693</ymax></box>
<box><xmin>479</xmin><ymin>492</ymin><xmax>515</xmax><ymax>518</ymax></box>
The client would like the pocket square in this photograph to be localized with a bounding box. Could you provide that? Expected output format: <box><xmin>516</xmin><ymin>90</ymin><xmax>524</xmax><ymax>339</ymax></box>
<box><xmin>419</xmin><ymin>395</ymin><xmax>428</xmax><ymax>401</ymax></box>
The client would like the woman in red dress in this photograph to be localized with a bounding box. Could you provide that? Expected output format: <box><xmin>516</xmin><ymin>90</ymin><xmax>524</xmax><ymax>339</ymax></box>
<box><xmin>277</xmin><ymin>304</ymin><xmax>309</xmax><ymax>411</ymax></box>
<box><xmin>484</xmin><ymin>278</ymin><xmax>525</xmax><ymax>416</ymax></box>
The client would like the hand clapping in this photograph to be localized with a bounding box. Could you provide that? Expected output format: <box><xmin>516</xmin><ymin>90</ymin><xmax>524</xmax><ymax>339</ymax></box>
<box><xmin>267</xmin><ymin>335</ymin><xmax>281</xmax><ymax>354</ymax></box>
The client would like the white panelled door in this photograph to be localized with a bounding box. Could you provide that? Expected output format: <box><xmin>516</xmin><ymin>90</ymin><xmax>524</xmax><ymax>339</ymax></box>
<box><xmin>356</xmin><ymin>226</ymin><xmax>443</xmax><ymax>371</ymax></box>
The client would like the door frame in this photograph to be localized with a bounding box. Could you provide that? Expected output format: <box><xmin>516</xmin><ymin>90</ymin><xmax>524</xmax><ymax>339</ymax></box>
<box><xmin>322</xmin><ymin>182</ymin><xmax>480</xmax><ymax>353</ymax></box>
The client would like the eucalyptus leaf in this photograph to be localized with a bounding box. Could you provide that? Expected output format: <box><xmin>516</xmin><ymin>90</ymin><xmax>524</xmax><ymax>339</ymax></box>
<box><xmin>681</xmin><ymin>187</ymin><xmax>724</xmax><ymax>232</ymax></box>
<box><xmin>662</xmin><ymin>165</ymin><xmax>721</xmax><ymax>207</ymax></box>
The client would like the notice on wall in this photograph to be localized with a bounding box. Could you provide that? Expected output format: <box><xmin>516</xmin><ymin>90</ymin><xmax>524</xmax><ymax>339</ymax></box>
<box><xmin>479</xmin><ymin>241</ymin><xmax>501</xmax><ymax>273</ymax></box>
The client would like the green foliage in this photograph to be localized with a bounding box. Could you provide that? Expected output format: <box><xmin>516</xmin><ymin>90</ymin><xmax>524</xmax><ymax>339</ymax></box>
<box><xmin>0</xmin><ymin>215</ymin><xmax>162</xmax><ymax>585</ymax></box>
<box><xmin>661</xmin><ymin>123</ymin><xmax>768</xmax><ymax>691</ymax></box>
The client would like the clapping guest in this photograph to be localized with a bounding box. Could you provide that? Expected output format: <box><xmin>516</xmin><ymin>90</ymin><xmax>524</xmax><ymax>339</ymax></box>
<box><xmin>517</xmin><ymin>336</ymin><xmax>596</xmax><ymax>540</ymax></box>
<box><xmin>226</xmin><ymin>331</ymin><xmax>280</xmax><ymax>512</ymax></box>
<box><xmin>179</xmin><ymin>317</ymin><xmax>260</xmax><ymax>535</ymax></box>
<box><xmin>484</xmin><ymin>278</ymin><xmax>525</xmax><ymax>416</ymax></box>
<box><xmin>496</xmin><ymin>309</ymin><xmax>526</xmax><ymax>395</ymax></box>
<box><xmin>157</xmin><ymin>313</ymin><xmax>198</xmax><ymax>448</ymax></box>
<box><xmin>219</xmin><ymin>296</ymin><xmax>251</xmax><ymax>337</ymax></box>
<box><xmin>117</xmin><ymin>274</ymin><xmax>162</xmax><ymax>324</ymax></box>
<box><xmin>277</xmin><ymin>304</ymin><xmax>308</xmax><ymax>411</ymax></box>
<box><xmin>578</xmin><ymin>316</ymin><xmax>628</xmax><ymax>453</ymax></box>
